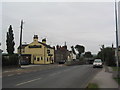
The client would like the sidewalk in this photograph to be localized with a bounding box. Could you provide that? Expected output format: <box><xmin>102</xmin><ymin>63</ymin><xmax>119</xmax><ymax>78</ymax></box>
<box><xmin>90</xmin><ymin>66</ymin><xmax>119</xmax><ymax>88</ymax></box>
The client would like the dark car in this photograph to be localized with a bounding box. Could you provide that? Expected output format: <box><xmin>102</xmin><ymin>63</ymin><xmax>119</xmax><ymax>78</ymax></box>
<box><xmin>59</xmin><ymin>60</ymin><xmax>66</xmax><ymax>64</ymax></box>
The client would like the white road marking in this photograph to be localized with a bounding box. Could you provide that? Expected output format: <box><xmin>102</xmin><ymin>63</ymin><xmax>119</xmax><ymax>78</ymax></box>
<box><xmin>16</xmin><ymin>77</ymin><xmax>41</xmax><ymax>86</ymax></box>
<box><xmin>63</xmin><ymin>69</ymin><xmax>71</xmax><ymax>72</ymax></box>
<box><xmin>17</xmin><ymin>73</ymin><xmax>21</xmax><ymax>75</ymax></box>
<box><xmin>3</xmin><ymin>69</ymin><xmax>21</xmax><ymax>73</ymax></box>
<box><xmin>4</xmin><ymin>71</ymin><xmax>10</xmax><ymax>72</ymax></box>
<box><xmin>8</xmin><ymin>74</ymin><xmax>14</xmax><ymax>76</ymax></box>
<box><xmin>49</xmin><ymin>72</ymin><xmax>61</xmax><ymax>76</ymax></box>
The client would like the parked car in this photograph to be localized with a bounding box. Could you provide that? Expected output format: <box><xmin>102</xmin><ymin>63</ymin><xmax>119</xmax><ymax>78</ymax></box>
<box><xmin>59</xmin><ymin>60</ymin><xmax>66</xmax><ymax>64</ymax></box>
<box><xmin>20</xmin><ymin>59</ymin><xmax>30</xmax><ymax>65</ymax></box>
<box><xmin>93</xmin><ymin>59</ymin><xmax>103</xmax><ymax>68</ymax></box>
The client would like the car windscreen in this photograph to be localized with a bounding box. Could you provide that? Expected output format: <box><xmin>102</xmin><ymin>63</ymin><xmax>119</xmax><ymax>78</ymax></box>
<box><xmin>94</xmin><ymin>61</ymin><xmax>102</xmax><ymax>63</ymax></box>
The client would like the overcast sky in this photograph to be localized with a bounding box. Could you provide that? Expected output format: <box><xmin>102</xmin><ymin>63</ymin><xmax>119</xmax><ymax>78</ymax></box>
<box><xmin>1</xmin><ymin>1</ymin><xmax>120</xmax><ymax>54</ymax></box>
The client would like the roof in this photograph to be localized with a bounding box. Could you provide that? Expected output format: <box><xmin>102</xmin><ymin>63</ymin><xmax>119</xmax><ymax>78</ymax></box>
<box><xmin>18</xmin><ymin>42</ymin><xmax>54</xmax><ymax>49</ymax></box>
<box><xmin>18</xmin><ymin>44</ymin><xmax>28</xmax><ymax>49</ymax></box>
<box><xmin>38</xmin><ymin>42</ymin><xmax>54</xmax><ymax>49</ymax></box>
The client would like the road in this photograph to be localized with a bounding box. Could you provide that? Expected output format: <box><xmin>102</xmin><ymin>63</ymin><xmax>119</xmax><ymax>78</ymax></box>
<box><xmin>2</xmin><ymin>65</ymin><xmax>102</xmax><ymax>88</ymax></box>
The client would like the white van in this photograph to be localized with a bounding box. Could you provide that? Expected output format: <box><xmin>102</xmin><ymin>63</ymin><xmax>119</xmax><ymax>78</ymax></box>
<box><xmin>93</xmin><ymin>59</ymin><xmax>103</xmax><ymax>68</ymax></box>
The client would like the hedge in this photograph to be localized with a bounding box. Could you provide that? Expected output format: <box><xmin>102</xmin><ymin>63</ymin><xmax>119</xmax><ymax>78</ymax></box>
<box><xmin>2</xmin><ymin>54</ymin><xmax>19</xmax><ymax>66</ymax></box>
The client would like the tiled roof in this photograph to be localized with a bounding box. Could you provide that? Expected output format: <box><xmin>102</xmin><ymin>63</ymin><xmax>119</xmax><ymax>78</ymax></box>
<box><xmin>38</xmin><ymin>42</ymin><xmax>54</xmax><ymax>49</ymax></box>
<box><xmin>18</xmin><ymin>42</ymin><xmax>54</xmax><ymax>49</ymax></box>
<box><xmin>18</xmin><ymin>44</ymin><xmax>28</xmax><ymax>49</ymax></box>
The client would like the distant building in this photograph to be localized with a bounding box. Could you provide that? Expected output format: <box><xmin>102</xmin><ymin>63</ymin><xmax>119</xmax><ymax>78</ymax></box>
<box><xmin>18</xmin><ymin>35</ymin><xmax>54</xmax><ymax>64</ymax></box>
<box><xmin>54</xmin><ymin>44</ymin><xmax>69</xmax><ymax>63</ymax></box>
<box><xmin>67</xmin><ymin>51</ymin><xmax>76</xmax><ymax>61</ymax></box>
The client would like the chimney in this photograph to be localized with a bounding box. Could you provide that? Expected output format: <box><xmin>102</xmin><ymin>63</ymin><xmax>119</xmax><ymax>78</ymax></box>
<box><xmin>42</xmin><ymin>38</ymin><xmax>46</xmax><ymax>44</ymax></box>
<box><xmin>33</xmin><ymin>35</ymin><xmax>38</xmax><ymax>42</ymax></box>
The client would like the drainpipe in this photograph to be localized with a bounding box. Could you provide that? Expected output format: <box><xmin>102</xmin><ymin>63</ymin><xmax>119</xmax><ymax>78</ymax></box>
<box><xmin>44</xmin><ymin>47</ymin><xmax>45</xmax><ymax>64</ymax></box>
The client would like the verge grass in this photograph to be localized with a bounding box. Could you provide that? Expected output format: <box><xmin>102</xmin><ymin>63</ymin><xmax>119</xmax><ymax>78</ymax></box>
<box><xmin>87</xmin><ymin>83</ymin><xmax>99</xmax><ymax>89</ymax></box>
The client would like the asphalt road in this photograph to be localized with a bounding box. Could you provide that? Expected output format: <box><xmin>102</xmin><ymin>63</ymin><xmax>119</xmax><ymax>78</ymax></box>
<box><xmin>2</xmin><ymin>65</ymin><xmax>102</xmax><ymax>88</ymax></box>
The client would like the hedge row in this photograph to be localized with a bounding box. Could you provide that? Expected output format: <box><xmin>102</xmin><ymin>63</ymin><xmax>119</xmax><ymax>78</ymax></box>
<box><xmin>65</xmin><ymin>60</ymin><xmax>86</xmax><ymax>66</ymax></box>
<box><xmin>2</xmin><ymin>54</ymin><xmax>19</xmax><ymax>66</ymax></box>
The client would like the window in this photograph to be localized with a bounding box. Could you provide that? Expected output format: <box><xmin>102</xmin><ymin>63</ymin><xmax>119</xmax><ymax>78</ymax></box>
<box><xmin>41</xmin><ymin>57</ymin><xmax>43</xmax><ymax>60</ymax></box>
<box><xmin>37</xmin><ymin>57</ymin><xmax>40</xmax><ymax>61</ymax></box>
<box><xmin>47</xmin><ymin>58</ymin><xmax>48</xmax><ymax>62</ymax></box>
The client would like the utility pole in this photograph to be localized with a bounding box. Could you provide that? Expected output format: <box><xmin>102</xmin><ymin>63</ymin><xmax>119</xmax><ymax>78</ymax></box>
<box><xmin>19</xmin><ymin>20</ymin><xmax>23</xmax><ymax>67</ymax></box>
<box><xmin>115</xmin><ymin>0</ymin><xmax>119</xmax><ymax>68</ymax></box>
<box><xmin>115</xmin><ymin>0</ymin><xmax>120</xmax><ymax>88</ymax></box>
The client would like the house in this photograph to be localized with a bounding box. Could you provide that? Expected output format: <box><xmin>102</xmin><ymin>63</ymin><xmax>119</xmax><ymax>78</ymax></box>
<box><xmin>67</xmin><ymin>51</ymin><xmax>76</xmax><ymax>61</ymax></box>
<box><xmin>17</xmin><ymin>35</ymin><xmax>55</xmax><ymax>64</ymax></box>
<box><xmin>54</xmin><ymin>45</ymin><xmax>69</xmax><ymax>63</ymax></box>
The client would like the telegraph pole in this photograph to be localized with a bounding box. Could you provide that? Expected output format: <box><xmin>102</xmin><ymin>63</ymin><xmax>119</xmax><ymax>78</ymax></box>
<box><xmin>115</xmin><ymin>0</ymin><xmax>120</xmax><ymax>88</ymax></box>
<box><xmin>115</xmin><ymin>0</ymin><xmax>119</xmax><ymax>68</ymax></box>
<box><xmin>19</xmin><ymin>20</ymin><xmax>23</xmax><ymax>67</ymax></box>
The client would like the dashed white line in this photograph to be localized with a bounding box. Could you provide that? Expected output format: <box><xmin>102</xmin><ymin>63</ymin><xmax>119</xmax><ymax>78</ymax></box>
<box><xmin>16</xmin><ymin>77</ymin><xmax>41</xmax><ymax>86</ymax></box>
<box><xmin>49</xmin><ymin>72</ymin><xmax>61</xmax><ymax>76</ymax></box>
<box><xmin>17</xmin><ymin>73</ymin><xmax>21</xmax><ymax>75</ymax></box>
<box><xmin>8</xmin><ymin>74</ymin><xmax>14</xmax><ymax>76</ymax></box>
<box><xmin>3</xmin><ymin>71</ymin><xmax>12</xmax><ymax>73</ymax></box>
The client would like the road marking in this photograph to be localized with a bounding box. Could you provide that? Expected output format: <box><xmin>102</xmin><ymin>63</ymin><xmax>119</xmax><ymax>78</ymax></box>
<box><xmin>8</xmin><ymin>74</ymin><xmax>14</xmax><ymax>76</ymax></box>
<box><xmin>17</xmin><ymin>73</ymin><xmax>21</xmax><ymax>75</ymax></box>
<box><xmin>63</xmin><ymin>69</ymin><xmax>71</xmax><ymax>72</ymax></box>
<box><xmin>3</xmin><ymin>71</ymin><xmax>11</xmax><ymax>73</ymax></box>
<box><xmin>16</xmin><ymin>77</ymin><xmax>41</xmax><ymax>86</ymax></box>
<box><xmin>49</xmin><ymin>72</ymin><xmax>61</xmax><ymax>76</ymax></box>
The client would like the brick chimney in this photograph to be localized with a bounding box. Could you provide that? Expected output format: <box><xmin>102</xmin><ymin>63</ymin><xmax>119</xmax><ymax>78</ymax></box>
<box><xmin>33</xmin><ymin>35</ymin><xmax>38</xmax><ymax>42</ymax></box>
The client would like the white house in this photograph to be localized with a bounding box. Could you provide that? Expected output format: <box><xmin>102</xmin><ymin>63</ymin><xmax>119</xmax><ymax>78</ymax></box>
<box><xmin>67</xmin><ymin>51</ymin><xmax>76</xmax><ymax>61</ymax></box>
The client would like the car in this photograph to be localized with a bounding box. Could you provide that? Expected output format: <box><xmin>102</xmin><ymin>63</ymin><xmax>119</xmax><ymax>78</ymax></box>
<box><xmin>59</xmin><ymin>60</ymin><xmax>66</xmax><ymax>64</ymax></box>
<box><xmin>93</xmin><ymin>59</ymin><xmax>103</xmax><ymax>68</ymax></box>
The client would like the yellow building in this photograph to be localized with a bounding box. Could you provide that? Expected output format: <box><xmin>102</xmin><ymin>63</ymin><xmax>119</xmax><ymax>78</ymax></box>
<box><xmin>18</xmin><ymin>35</ymin><xmax>54</xmax><ymax>64</ymax></box>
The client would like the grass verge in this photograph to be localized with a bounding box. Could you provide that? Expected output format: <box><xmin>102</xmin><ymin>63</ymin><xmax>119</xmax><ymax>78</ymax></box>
<box><xmin>87</xmin><ymin>83</ymin><xmax>99</xmax><ymax>89</ymax></box>
<box><xmin>114</xmin><ymin>78</ymin><xmax>120</xmax><ymax>85</ymax></box>
<box><xmin>112</xmin><ymin>67</ymin><xmax>120</xmax><ymax>71</ymax></box>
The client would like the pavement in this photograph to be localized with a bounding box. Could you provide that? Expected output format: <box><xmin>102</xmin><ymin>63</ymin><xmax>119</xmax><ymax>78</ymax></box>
<box><xmin>90</xmin><ymin>66</ymin><xmax>119</xmax><ymax>88</ymax></box>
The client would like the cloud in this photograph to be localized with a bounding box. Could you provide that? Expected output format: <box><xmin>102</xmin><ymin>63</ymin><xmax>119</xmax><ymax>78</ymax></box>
<box><xmin>2</xmin><ymin>2</ymin><xmax>116</xmax><ymax>54</ymax></box>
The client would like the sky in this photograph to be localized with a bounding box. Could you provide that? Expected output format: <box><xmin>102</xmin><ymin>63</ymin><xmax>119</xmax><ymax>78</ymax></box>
<box><xmin>1</xmin><ymin>1</ymin><xmax>120</xmax><ymax>54</ymax></box>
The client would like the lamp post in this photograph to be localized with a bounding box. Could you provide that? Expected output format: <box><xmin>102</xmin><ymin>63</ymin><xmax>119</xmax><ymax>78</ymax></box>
<box><xmin>19</xmin><ymin>20</ymin><xmax>23</xmax><ymax>67</ymax></box>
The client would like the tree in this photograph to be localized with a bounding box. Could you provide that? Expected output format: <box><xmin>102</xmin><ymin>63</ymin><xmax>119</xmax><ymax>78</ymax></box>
<box><xmin>6</xmin><ymin>25</ymin><xmax>15</xmax><ymax>54</ymax></box>
<box><xmin>83</xmin><ymin>51</ymin><xmax>93</xmax><ymax>58</ymax></box>
<box><xmin>97</xmin><ymin>51</ymin><xmax>102</xmax><ymax>59</ymax></box>
<box><xmin>71</xmin><ymin>46</ymin><xmax>76</xmax><ymax>54</ymax></box>
<box><xmin>75</xmin><ymin>45</ymin><xmax>85</xmax><ymax>58</ymax></box>
<box><xmin>97</xmin><ymin>47</ymin><xmax>116</xmax><ymax>66</ymax></box>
